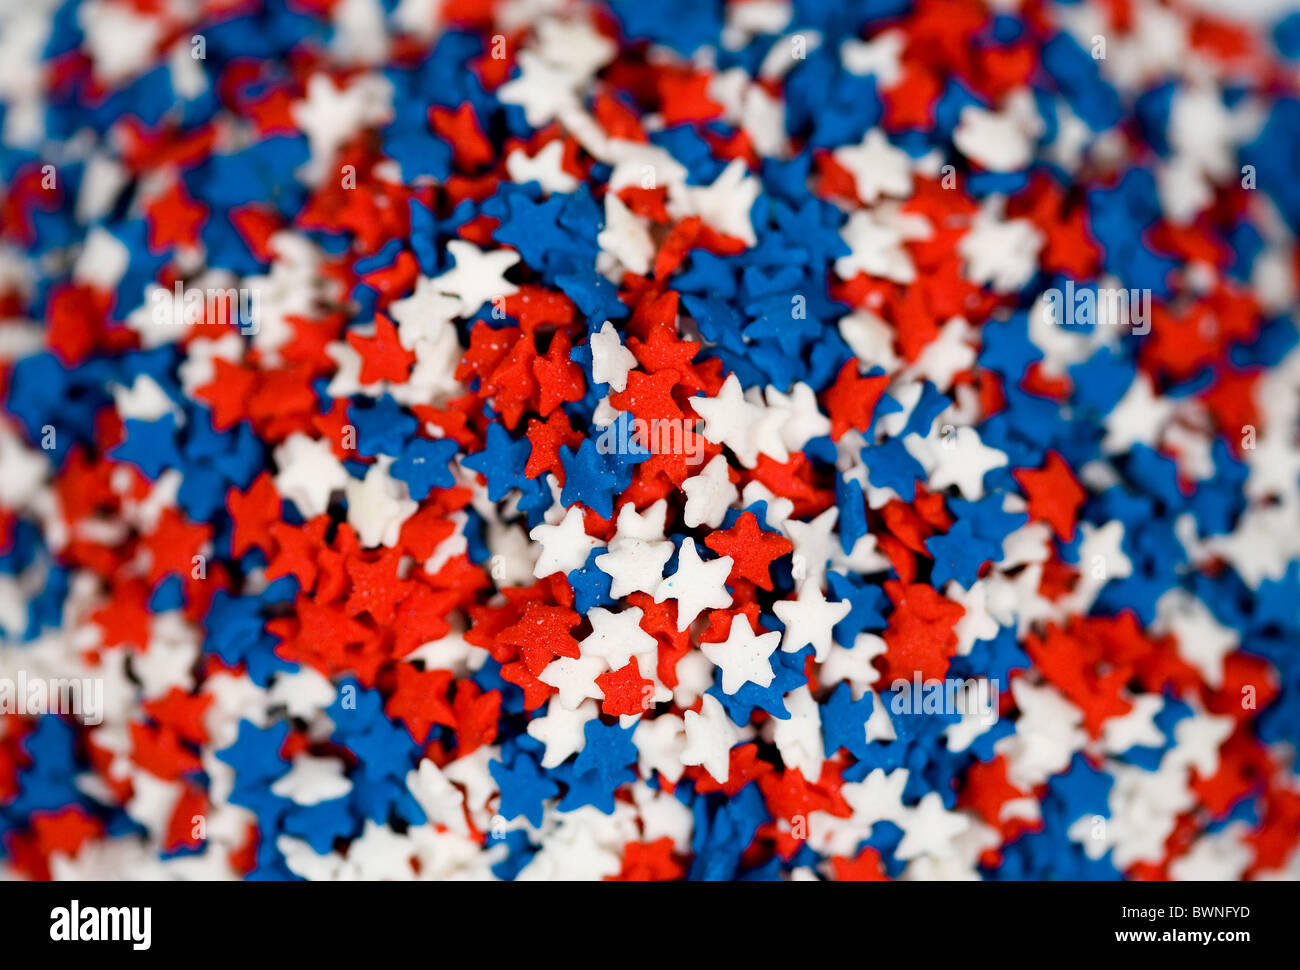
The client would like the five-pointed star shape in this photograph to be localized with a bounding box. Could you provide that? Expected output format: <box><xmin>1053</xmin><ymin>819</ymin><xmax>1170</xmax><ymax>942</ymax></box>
<box><xmin>432</xmin><ymin>240</ymin><xmax>520</xmax><ymax>317</ymax></box>
<box><xmin>700</xmin><ymin>612</ymin><xmax>782</xmax><ymax>694</ymax></box>
<box><xmin>772</xmin><ymin>587</ymin><xmax>852</xmax><ymax>662</ymax></box>
<box><xmin>531</xmin><ymin>506</ymin><xmax>604</xmax><ymax>578</ymax></box>
<box><xmin>654</xmin><ymin>537</ymin><xmax>734</xmax><ymax>631</ymax></box>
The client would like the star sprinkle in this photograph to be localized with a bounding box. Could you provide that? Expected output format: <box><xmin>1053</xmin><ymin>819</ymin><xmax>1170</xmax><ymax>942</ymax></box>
<box><xmin>577</xmin><ymin>606</ymin><xmax>658</xmax><ymax>670</ymax></box>
<box><xmin>923</xmin><ymin>426</ymin><xmax>1009</xmax><ymax>501</ymax></box>
<box><xmin>700</xmin><ymin>613</ymin><xmax>782</xmax><ymax>695</ymax></box>
<box><xmin>773</xmin><ymin>588</ymin><xmax>852</xmax><ymax>662</ymax></box>
<box><xmin>680</xmin><ymin>695</ymin><xmax>740</xmax><ymax>784</ymax></box>
<box><xmin>596</xmin><ymin>537</ymin><xmax>674</xmax><ymax>599</ymax></box>
<box><xmin>681</xmin><ymin>454</ymin><xmax>739</xmax><ymax>529</ymax></box>
<box><xmin>531</xmin><ymin>506</ymin><xmax>605</xmax><ymax>578</ymax></box>
<box><xmin>587</xmin><ymin>320</ymin><xmax>638</xmax><ymax>393</ymax></box>
<box><xmin>705</xmin><ymin>510</ymin><xmax>793</xmax><ymax>590</ymax></box>
<box><xmin>654</xmin><ymin>538</ymin><xmax>733</xmax><ymax>632</ymax></box>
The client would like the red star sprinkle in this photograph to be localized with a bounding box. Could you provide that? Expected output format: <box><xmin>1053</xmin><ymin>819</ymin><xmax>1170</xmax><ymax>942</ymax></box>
<box><xmin>347</xmin><ymin>313</ymin><xmax>417</xmax><ymax>385</ymax></box>
<box><xmin>704</xmin><ymin>511</ymin><xmax>793</xmax><ymax>590</ymax></box>
<box><xmin>1013</xmin><ymin>450</ymin><xmax>1086</xmax><ymax>541</ymax></box>
<box><xmin>823</xmin><ymin>358</ymin><xmax>892</xmax><ymax>440</ymax></box>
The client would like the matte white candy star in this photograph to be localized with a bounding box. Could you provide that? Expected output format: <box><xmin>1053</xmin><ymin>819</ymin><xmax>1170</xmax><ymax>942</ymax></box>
<box><xmin>533</xmin><ymin>15</ymin><xmax>617</xmax><ymax>79</ymax></box>
<box><xmin>765</xmin><ymin>382</ymin><xmax>831</xmax><ymax>452</ymax></box>
<box><xmin>1100</xmin><ymin>760</ymin><xmax>1196</xmax><ymax>868</ymax></box>
<box><xmin>392</xmin><ymin>0</ymin><xmax>444</xmax><ymax>38</ymax></box>
<box><xmin>397</xmin><ymin>334</ymin><xmax>465</xmax><ymax>406</ymax></box>
<box><xmin>518</xmin><ymin>816</ymin><xmax>623</xmax><ymax>881</ymax></box>
<box><xmin>953</xmin><ymin>98</ymin><xmax>1041</xmax><ymax>173</ymax></box>
<box><xmin>530</xmin><ymin>506</ymin><xmax>604</xmax><ymax>578</ymax></box>
<box><xmin>839</xmin><ymin>30</ymin><xmax>904</xmax><ymax>85</ymax></box>
<box><xmin>692</xmin><ymin>374</ymin><xmax>773</xmax><ymax>467</ymax></box>
<box><xmin>1000</xmin><ymin>679</ymin><xmax>1087</xmax><ymax>789</ymax></box>
<box><xmin>442</xmin><ymin>746</ymin><xmax>497</xmax><ymax>813</ymax></box>
<box><xmin>343</xmin><ymin>820</ymin><xmax>416</xmax><ymax>880</ymax></box>
<box><xmin>820</xmin><ymin>633</ymin><xmax>888</xmax><ymax>695</ymax></box>
<box><xmin>667</xmin><ymin>157</ymin><xmax>760</xmax><ymax>246</ymax></box>
<box><xmin>0</xmin><ymin>430</ymin><xmax>47</xmax><ymax>508</ymax></box>
<box><xmin>1103</xmin><ymin>372</ymin><xmax>1175</xmax><ymax>454</ymax></box>
<box><xmin>1246</xmin><ymin>435</ymin><xmax>1300</xmax><ymax>513</ymax></box>
<box><xmin>497</xmin><ymin>49</ymin><xmax>582</xmax><ymax>127</ymax></box>
<box><xmin>1169</xmin><ymin>824</ymin><xmax>1253</xmax><ymax>881</ymax></box>
<box><xmin>633</xmin><ymin>713</ymin><xmax>688</xmax><ymax>784</ymax></box>
<box><xmin>701</xmin><ymin>613</ymin><xmax>781</xmax><ymax>694</ymax></box>
<box><xmin>1202</xmin><ymin>503</ymin><xmax>1300</xmax><ymax>588</ymax></box>
<box><xmin>632</xmin><ymin>781</ymin><xmax>694</xmax><ymax>846</ymax></box>
<box><xmin>773</xmin><ymin>587</ymin><xmax>851</xmax><ymax>662</ymax></box>
<box><xmin>406</xmin><ymin>758</ymin><xmax>468</xmax><ymax>834</ymax></box>
<box><xmin>527</xmin><ymin>697</ymin><xmax>598</xmax><ymax>768</ymax></box>
<box><xmin>136</xmin><ymin>616</ymin><xmax>199</xmax><ymax>696</ymax></box>
<box><xmin>959</xmin><ymin>201</ymin><xmax>1043</xmax><ymax>293</ymax></box>
<box><xmin>274</xmin><ymin>432</ymin><xmax>350</xmax><ymax>519</ymax></box>
<box><xmin>271</xmin><ymin>756</ymin><xmax>353</xmax><ymax>805</ymax></box>
<box><xmin>613</xmin><ymin>499</ymin><xmax>667</xmax><ymax>542</ymax></box>
<box><xmin>985</xmin><ymin>560</ymin><xmax>1058</xmax><ymax>636</ymax></box>
<box><xmin>1168</xmin><ymin>710</ymin><xmax>1235</xmax><ymax>777</ymax></box>
<box><xmin>1100</xmin><ymin>693</ymin><xmax>1166</xmax><ymax>754</ymax></box>
<box><xmin>1155</xmin><ymin>590</ymin><xmax>1237</xmax><ymax>688</ymax></box>
<box><xmin>78</xmin><ymin>0</ymin><xmax>164</xmax><ymax>83</ymax></box>
<box><xmin>784</xmin><ymin>506</ymin><xmax>839</xmax><ymax>592</ymax></box>
<box><xmin>345</xmin><ymin>459</ymin><xmax>417</xmax><ymax>547</ymax></box>
<box><xmin>746</xmin><ymin>387</ymin><xmax>790</xmax><ymax>464</ymax></box>
<box><xmin>578</xmin><ymin>606</ymin><xmax>657</xmax><ymax>669</ymax></box>
<box><xmin>671</xmin><ymin>650</ymin><xmax>716</xmax><ymax>710</ymax></box>
<box><xmin>682</xmin><ymin>454</ymin><xmax>739</xmax><ymax>529</ymax></box>
<box><xmin>832</xmin><ymin>128</ymin><xmax>912</xmax><ymax>204</ymax></box>
<box><xmin>742</xmin><ymin>481</ymin><xmax>793</xmax><ymax>530</ymax></box>
<box><xmin>944</xmin><ymin>698</ymin><xmax>1001</xmax><ymax>753</ymax></box>
<box><xmin>596</xmin><ymin>537</ymin><xmax>674</xmax><ymax>598</ymax></box>
<box><xmin>292</xmin><ymin>73</ymin><xmax>393</xmax><ymax>186</ymax></box>
<box><xmin>278</xmin><ymin>837</ymin><xmax>343</xmax><ymax>880</ymax></box>
<box><xmin>1076</xmin><ymin>520</ymin><xmax>1132</xmax><ymax>584</ymax></box>
<box><xmin>1157</xmin><ymin>155</ymin><xmax>1213</xmax><ymax>225</ymax></box>
<box><xmin>506</xmin><ymin>140</ymin><xmax>579</xmax><ymax>194</ymax></box>
<box><xmin>838</xmin><ymin>308</ymin><xmax>901</xmax><ymax>373</ymax></box>
<box><xmin>588</xmin><ymin>320</ymin><xmax>638</xmax><ymax>393</ymax></box>
<box><xmin>945</xmin><ymin>580</ymin><xmax>1000</xmax><ymax>656</ymax></box>
<box><xmin>925</xmin><ymin>425</ymin><xmax>1008</xmax><ymax>500</ymax></box>
<box><xmin>681</xmin><ymin>694</ymin><xmax>739</xmax><ymax>783</ymax></box>
<box><xmin>906</xmin><ymin>316</ymin><xmax>976</xmax><ymax>392</ymax></box>
<box><xmin>834</xmin><ymin>206</ymin><xmax>927</xmax><ymax>283</ymax></box>
<box><xmin>487</xmin><ymin>521</ymin><xmax>534</xmax><ymax>589</ymax></box>
<box><xmin>389</xmin><ymin>275</ymin><xmax>466</xmax><ymax>349</ymax></box>
<box><xmin>770</xmin><ymin>684</ymin><xmax>824</xmax><ymax>778</ymax></box>
<box><xmin>840</xmin><ymin>767</ymin><xmax>910</xmax><ymax>827</ymax></box>
<box><xmin>597</xmin><ymin>192</ymin><xmax>654</xmax><ymax>277</ymax></box>
<box><xmin>432</xmin><ymin>240</ymin><xmax>520</xmax><ymax>317</ymax></box>
<box><xmin>895</xmin><ymin>791</ymin><xmax>971</xmax><ymax>861</ymax></box>
<box><xmin>268</xmin><ymin>666</ymin><xmax>337</xmax><ymax>721</ymax></box>
<box><xmin>539</xmin><ymin>652</ymin><xmax>606</xmax><ymax>710</ymax></box>
<box><xmin>654</xmin><ymin>537</ymin><xmax>733</xmax><ymax>631</ymax></box>
<box><xmin>111</xmin><ymin>374</ymin><xmax>180</xmax><ymax>423</ymax></box>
